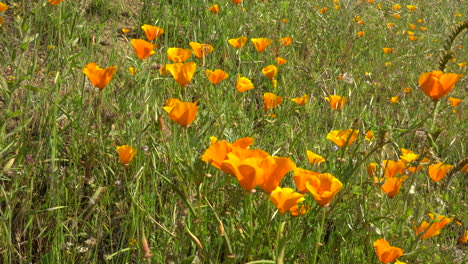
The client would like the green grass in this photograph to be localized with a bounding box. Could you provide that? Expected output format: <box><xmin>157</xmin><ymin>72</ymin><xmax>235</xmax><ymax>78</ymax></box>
<box><xmin>0</xmin><ymin>0</ymin><xmax>467</xmax><ymax>263</ymax></box>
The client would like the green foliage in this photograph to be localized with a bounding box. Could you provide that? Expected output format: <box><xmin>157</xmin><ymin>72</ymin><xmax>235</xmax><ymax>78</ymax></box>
<box><xmin>0</xmin><ymin>0</ymin><xmax>466</xmax><ymax>263</ymax></box>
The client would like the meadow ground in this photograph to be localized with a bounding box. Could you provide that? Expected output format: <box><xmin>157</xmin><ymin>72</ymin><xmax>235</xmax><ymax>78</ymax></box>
<box><xmin>0</xmin><ymin>0</ymin><xmax>467</xmax><ymax>263</ymax></box>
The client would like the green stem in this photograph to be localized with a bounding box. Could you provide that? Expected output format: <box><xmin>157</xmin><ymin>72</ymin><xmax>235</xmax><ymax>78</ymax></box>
<box><xmin>275</xmin><ymin>222</ymin><xmax>287</xmax><ymax>264</ymax></box>
<box><xmin>430</xmin><ymin>100</ymin><xmax>439</xmax><ymax>132</ymax></box>
<box><xmin>312</xmin><ymin>207</ymin><xmax>327</xmax><ymax>264</ymax></box>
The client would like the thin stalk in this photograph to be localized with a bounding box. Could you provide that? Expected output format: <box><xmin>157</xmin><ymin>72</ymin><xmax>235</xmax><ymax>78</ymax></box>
<box><xmin>312</xmin><ymin>207</ymin><xmax>327</xmax><ymax>264</ymax></box>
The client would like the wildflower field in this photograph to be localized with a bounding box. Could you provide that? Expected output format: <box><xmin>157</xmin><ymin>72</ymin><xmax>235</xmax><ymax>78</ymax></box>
<box><xmin>0</xmin><ymin>0</ymin><xmax>467</xmax><ymax>263</ymax></box>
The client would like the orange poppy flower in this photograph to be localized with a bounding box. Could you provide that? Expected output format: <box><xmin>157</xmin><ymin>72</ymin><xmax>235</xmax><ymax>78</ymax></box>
<box><xmin>262</xmin><ymin>65</ymin><xmax>278</xmax><ymax>80</ymax></box>
<box><xmin>278</xmin><ymin>37</ymin><xmax>292</xmax><ymax>46</ymax></box>
<box><xmin>459</xmin><ymin>62</ymin><xmax>467</xmax><ymax>68</ymax></box>
<box><xmin>291</xmin><ymin>94</ymin><xmax>309</xmax><ymax>106</ymax></box>
<box><xmin>418</xmin><ymin>71</ymin><xmax>463</xmax><ymax>100</ymax></box>
<box><xmin>189</xmin><ymin>42</ymin><xmax>214</xmax><ymax>58</ymax></box>
<box><xmin>201</xmin><ymin>137</ymin><xmax>254</xmax><ymax>169</ymax></box>
<box><xmin>231</xmin><ymin>0</ymin><xmax>241</xmax><ymax>5</ymax></box>
<box><xmin>128</xmin><ymin>67</ymin><xmax>136</xmax><ymax>76</ymax></box>
<box><xmin>367</xmin><ymin>163</ymin><xmax>377</xmax><ymax>178</ymax></box>
<box><xmin>251</xmin><ymin>38</ymin><xmax>272</xmax><ymax>53</ymax></box>
<box><xmin>389</xmin><ymin>96</ymin><xmax>400</xmax><ymax>103</ymax></box>
<box><xmin>228</xmin><ymin>36</ymin><xmax>248</xmax><ymax>49</ymax></box>
<box><xmin>399</xmin><ymin>148</ymin><xmax>419</xmax><ymax>163</ymax></box>
<box><xmin>141</xmin><ymin>24</ymin><xmax>164</xmax><ymax>41</ymax></box>
<box><xmin>167</xmin><ymin>48</ymin><xmax>192</xmax><ymax>63</ymax></box>
<box><xmin>319</xmin><ymin>7</ymin><xmax>328</xmax><ymax>14</ymax></box>
<box><xmin>276</xmin><ymin>57</ymin><xmax>287</xmax><ymax>65</ymax></box>
<box><xmin>263</xmin><ymin>92</ymin><xmax>283</xmax><ymax>112</ymax></box>
<box><xmin>121</xmin><ymin>28</ymin><xmax>131</xmax><ymax>34</ymax></box>
<box><xmin>458</xmin><ymin>231</ymin><xmax>468</xmax><ymax>245</ymax></box>
<box><xmin>236</xmin><ymin>75</ymin><xmax>254</xmax><ymax>92</ymax></box>
<box><xmin>414</xmin><ymin>213</ymin><xmax>453</xmax><ymax>239</ymax></box>
<box><xmin>205</xmin><ymin>69</ymin><xmax>229</xmax><ymax>85</ymax></box>
<box><xmin>428</xmin><ymin>162</ymin><xmax>453</xmax><ymax>182</ymax></box>
<box><xmin>382</xmin><ymin>160</ymin><xmax>406</xmax><ymax>178</ymax></box>
<box><xmin>326</xmin><ymin>129</ymin><xmax>358</xmax><ymax>148</ymax></box>
<box><xmin>159</xmin><ymin>65</ymin><xmax>168</xmax><ymax>76</ymax></box>
<box><xmin>365</xmin><ymin>130</ymin><xmax>374</xmax><ymax>141</ymax></box>
<box><xmin>293</xmin><ymin>168</ymin><xmax>320</xmax><ymax>193</ymax></box>
<box><xmin>0</xmin><ymin>3</ymin><xmax>8</xmax><ymax>11</ymax></box>
<box><xmin>305</xmin><ymin>173</ymin><xmax>343</xmax><ymax>207</ymax></box>
<box><xmin>357</xmin><ymin>31</ymin><xmax>365</xmax><ymax>37</ymax></box>
<box><xmin>162</xmin><ymin>98</ymin><xmax>198</xmax><ymax>127</ymax></box>
<box><xmin>325</xmin><ymin>95</ymin><xmax>346</xmax><ymax>110</ymax></box>
<box><xmin>208</xmin><ymin>4</ymin><xmax>219</xmax><ymax>14</ymax></box>
<box><xmin>383</xmin><ymin>48</ymin><xmax>393</xmax><ymax>54</ymax></box>
<box><xmin>448</xmin><ymin>97</ymin><xmax>462</xmax><ymax>107</ymax></box>
<box><xmin>48</xmin><ymin>0</ymin><xmax>64</xmax><ymax>5</ymax></box>
<box><xmin>406</xmin><ymin>5</ymin><xmax>417</xmax><ymax>11</ymax></box>
<box><xmin>373</xmin><ymin>238</ymin><xmax>404</xmax><ymax>263</ymax></box>
<box><xmin>131</xmin><ymin>39</ymin><xmax>157</xmax><ymax>60</ymax></box>
<box><xmin>381</xmin><ymin>176</ymin><xmax>406</xmax><ymax>198</ymax></box>
<box><xmin>306</xmin><ymin>150</ymin><xmax>325</xmax><ymax>164</ymax></box>
<box><xmin>260</xmin><ymin>156</ymin><xmax>296</xmax><ymax>193</ymax></box>
<box><xmin>290</xmin><ymin>204</ymin><xmax>308</xmax><ymax>217</ymax></box>
<box><xmin>220</xmin><ymin>148</ymin><xmax>270</xmax><ymax>191</ymax></box>
<box><xmin>386</xmin><ymin>23</ymin><xmax>395</xmax><ymax>29</ymax></box>
<box><xmin>82</xmin><ymin>63</ymin><xmax>117</xmax><ymax>90</ymax></box>
<box><xmin>116</xmin><ymin>145</ymin><xmax>137</xmax><ymax>165</ymax></box>
<box><xmin>269</xmin><ymin>187</ymin><xmax>305</xmax><ymax>214</ymax></box>
<box><xmin>393</xmin><ymin>14</ymin><xmax>401</xmax><ymax>19</ymax></box>
<box><xmin>165</xmin><ymin>62</ymin><xmax>197</xmax><ymax>87</ymax></box>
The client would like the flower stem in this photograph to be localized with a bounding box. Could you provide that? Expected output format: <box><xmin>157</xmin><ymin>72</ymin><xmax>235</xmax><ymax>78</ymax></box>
<box><xmin>312</xmin><ymin>207</ymin><xmax>327</xmax><ymax>264</ymax></box>
<box><xmin>430</xmin><ymin>100</ymin><xmax>440</xmax><ymax>132</ymax></box>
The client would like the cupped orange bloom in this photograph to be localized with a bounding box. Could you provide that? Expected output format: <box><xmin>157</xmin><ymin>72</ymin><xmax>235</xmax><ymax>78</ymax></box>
<box><xmin>357</xmin><ymin>31</ymin><xmax>365</xmax><ymax>37</ymax></box>
<box><xmin>381</xmin><ymin>176</ymin><xmax>406</xmax><ymax>198</ymax></box>
<box><xmin>290</xmin><ymin>204</ymin><xmax>308</xmax><ymax>217</ymax></box>
<box><xmin>208</xmin><ymin>4</ymin><xmax>219</xmax><ymax>14</ymax></box>
<box><xmin>162</xmin><ymin>98</ymin><xmax>198</xmax><ymax>127</ymax></box>
<box><xmin>231</xmin><ymin>0</ymin><xmax>241</xmax><ymax>5</ymax></box>
<box><xmin>414</xmin><ymin>213</ymin><xmax>453</xmax><ymax>239</ymax></box>
<box><xmin>306</xmin><ymin>150</ymin><xmax>325</xmax><ymax>164</ymax></box>
<box><xmin>131</xmin><ymin>39</ymin><xmax>157</xmax><ymax>60</ymax></box>
<box><xmin>276</xmin><ymin>57</ymin><xmax>287</xmax><ymax>65</ymax></box>
<box><xmin>367</xmin><ymin>163</ymin><xmax>377</xmax><ymax>178</ymax></box>
<box><xmin>251</xmin><ymin>38</ymin><xmax>272</xmax><ymax>53</ymax></box>
<box><xmin>325</xmin><ymin>95</ymin><xmax>346</xmax><ymax>110</ymax></box>
<box><xmin>206</xmin><ymin>69</ymin><xmax>229</xmax><ymax>84</ymax></box>
<box><xmin>165</xmin><ymin>62</ymin><xmax>197</xmax><ymax>87</ymax></box>
<box><xmin>418</xmin><ymin>71</ymin><xmax>463</xmax><ymax>100</ymax></box>
<box><xmin>189</xmin><ymin>42</ymin><xmax>214</xmax><ymax>58</ymax></box>
<box><xmin>400</xmin><ymin>148</ymin><xmax>419</xmax><ymax>163</ymax></box>
<box><xmin>458</xmin><ymin>231</ymin><xmax>468</xmax><ymax>245</ymax></box>
<box><xmin>278</xmin><ymin>37</ymin><xmax>292</xmax><ymax>46</ymax></box>
<box><xmin>201</xmin><ymin>137</ymin><xmax>254</xmax><ymax>169</ymax></box>
<box><xmin>365</xmin><ymin>130</ymin><xmax>374</xmax><ymax>141</ymax></box>
<box><xmin>326</xmin><ymin>129</ymin><xmax>358</xmax><ymax>148</ymax></box>
<box><xmin>407</xmin><ymin>5</ymin><xmax>417</xmax><ymax>11</ymax></box>
<box><xmin>236</xmin><ymin>75</ymin><xmax>254</xmax><ymax>92</ymax></box>
<box><xmin>260</xmin><ymin>156</ymin><xmax>296</xmax><ymax>193</ymax></box>
<box><xmin>0</xmin><ymin>2</ymin><xmax>8</xmax><ymax>11</ymax></box>
<box><xmin>293</xmin><ymin>168</ymin><xmax>320</xmax><ymax>193</ymax></box>
<box><xmin>141</xmin><ymin>24</ymin><xmax>164</xmax><ymax>41</ymax></box>
<box><xmin>383</xmin><ymin>48</ymin><xmax>393</xmax><ymax>54</ymax></box>
<box><xmin>82</xmin><ymin>63</ymin><xmax>117</xmax><ymax>90</ymax></box>
<box><xmin>269</xmin><ymin>187</ymin><xmax>305</xmax><ymax>214</ymax></box>
<box><xmin>428</xmin><ymin>162</ymin><xmax>453</xmax><ymax>182</ymax></box>
<box><xmin>305</xmin><ymin>173</ymin><xmax>343</xmax><ymax>207</ymax></box>
<box><xmin>262</xmin><ymin>65</ymin><xmax>278</xmax><ymax>80</ymax></box>
<box><xmin>291</xmin><ymin>94</ymin><xmax>309</xmax><ymax>106</ymax></box>
<box><xmin>393</xmin><ymin>4</ymin><xmax>401</xmax><ymax>10</ymax></box>
<box><xmin>228</xmin><ymin>36</ymin><xmax>248</xmax><ymax>49</ymax></box>
<box><xmin>48</xmin><ymin>0</ymin><xmax>64</xmax><ymax>5</ymax></box>
<box><xmin>373</xmin><ymin>238</ymin><xmax>404</xmax><ymax>263</ymax></box>
<box><xmin>263</xmin><ymin>92</ymin><xmax>283</xmax><ymax>112</ymax></box>
<box><xmin>116</xmin><ymin>145</ymin><xmax>137</xmax><ymax>165</ymax></box>
<box><xmin>448</xmin><ymin>97</ymin><xmax>462</xmax><ymax>107</ymax></box>
<box><xmin>220</xmin><ymin>148</ymin><xmax>270</xmax><ymax>191</ymax></box>
<box><xmin>167</xmin><ymin>48</ymin><xmax>192</xmax><ymax>63</ymax></box>
<box><xmin>382</xmin><ymin>160</ymin><xmax>407</xmax><ymax>178</ymax></box>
